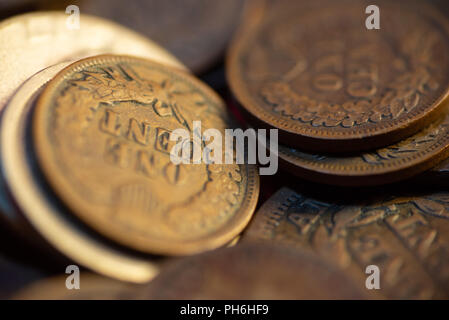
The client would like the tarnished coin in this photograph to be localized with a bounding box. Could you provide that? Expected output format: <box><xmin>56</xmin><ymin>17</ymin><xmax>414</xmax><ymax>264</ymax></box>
<box><xmin>0</xmin><ymin>11</ymin><xmax>186</xmax><ymax>113</ymax></box>
<box><xmin>33</xmin><ymin>55</ymin><xmax>259</xmax><ymax>256</ymax></box>
<box><xmin>39</xmin><ymin>0</ymin><xmax>245</xmax><ymax>73</ymax></box>
<box><xmin>276</xmin><ymin>99</ymin><xmax>449</xmax><ymax>186</ymax></box>
<box><xmin>13</xmin><ymin>273</ymin><xmax>142</xmax><ymax>300</ymax></box>
<box><xmin>243</xmin><ymin>187</ymin><xmax>449</xmax><ymax>299</ymax></box>
<box><xmin>227</xmin><ymin>0</ymin><xmax>449</xmax><ymax>152</ymax></box>
<box><xmin>138</xmin><ymin>243</ymin><xmax>368</xmax><ymax>299</ymax></box>
<box><xmin>1</xmin><ymin>63</ymin><xmax>159</xmax><ymax>283</ymax></box>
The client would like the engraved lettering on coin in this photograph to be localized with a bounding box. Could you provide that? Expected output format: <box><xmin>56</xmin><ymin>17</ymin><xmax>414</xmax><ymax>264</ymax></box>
<box><xmin>243</xmin><ymin>188</ymin><xmax>449</xmax><ymax>299</ymax></box>
<box><xmin>276</xmin><ymin>100</ymin><xmax>449</xmax><ymax>186</ymax></box>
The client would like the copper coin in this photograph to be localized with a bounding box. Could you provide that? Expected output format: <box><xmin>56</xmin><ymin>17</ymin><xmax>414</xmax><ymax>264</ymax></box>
<box><xmin>0</xmin><ymin>11</ymin><xmax>186</xmax><ymax>113</ymax></box>
<box><xmin>242</xmin><ymin>187</ymin><xmax>449</xmax><ymax>299</ymax></box>
<box><xmin>138</xmin><ymin>243</ymin><xmax>368</xmax><ymax>299</ymax></box>
<box><xmin>275</xmin><ymin>99</ymin><xmax>449</xmax><ymax>186</ymax></box>
<box><xmin>33</xmin><ymin>55</ymin><xmax>259</xmax><ymax>256</ymax></box>
<box><xmin>227</xmin><ymin>0</ymin><xmax>449</xmax><ymax>152</ymax></box>
<box><xmin>39</xmin><ymin>0</ymin><xmax>245</xmax><ymax>73</ymax></box>
<box><xmin>1</xmin><ymin>63</ymin><xmax>160</xmax><ymax>283</ymax></box>
<box><xmin>13</xmin><ymin>273</ymin><xmax>142</xmax><ymax>300</ymax></box>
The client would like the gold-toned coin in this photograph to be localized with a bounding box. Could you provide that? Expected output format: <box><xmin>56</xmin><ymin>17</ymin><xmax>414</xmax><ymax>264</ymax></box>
<box><xmin>276</xmin><ymin>100</ymin><xmax>449</xmax><ymax>186</ymax></box>
<box><xmin>0</xmin><ymin>12</ymin><xmax>187</xmax><ymax>112</ymax></box>
<box><xmin>227</xmin><ymin>0</ymin><xmax>449</xmax><ymax>152</ymax></box>
<box><xmin>0</xmin><ymin>63</ymin><xmax>159</xmax><ymax>283</ymax></box>
<box><xmin>13</xmin><ymin>273</ymin><xmax>143</xmax><ymax>300</ymax></box>
<box><xmin>33</xmin><ymin>55</ymin><xmax>259</xmax><ymax>256</ymax></box>
<box><xmin>242</xmin><ymin>187</ymin><xmax>449</xmax><ymax>299</ymax></box>
<box><xmin>138</xmin><ymin>243</ymin><xmax>369</xmax><ymax>299</ymax></box>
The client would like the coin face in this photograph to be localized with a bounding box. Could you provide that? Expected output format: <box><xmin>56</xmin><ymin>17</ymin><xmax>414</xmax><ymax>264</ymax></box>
<box><xmin>276</xmin><ymin>99</ymin><xmax>449</xmax><ymax>186</ymax></box>
<box><xmin>13</xmin><ymin>273</ymin><xmax>142</xmax><ymax>300</ymax></box>
<box><xmin>0</xmin><ymin>12</ymin><xmax>186</xmax><ymax>113</ymax></box>
<box><xmin>228</xmin><ymin>0</ymin><xmax>449</xmax><ymax>152</ymax></box>
<box><xmin>138</xmin><ymin>243</ymin><xmax>368</xmax><ymax>299</ymax></box>
<box><xmin>243</xmin><ymin>187</ymin><xmax>449</xmax><ymax>299</ymax></box>
<box><xmin>39</xmin><ymin>0</ymin><xmax>245</xmax><ymax>73</ymax></box>
<box><xmin>1</xmin><ymin>63</ymin><xmax>159</xmax><ymax>283</ymax></box>
<box><xmin>33</xmin><ymin>55</ymin><xmax>259</xmax><ymax>256</ymax></box>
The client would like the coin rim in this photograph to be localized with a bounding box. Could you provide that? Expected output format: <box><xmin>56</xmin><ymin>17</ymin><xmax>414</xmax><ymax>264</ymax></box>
<box><xmin>276</xmin><ymin>99</ymin><xmax>449</xmax><ymax>186</ymax></box>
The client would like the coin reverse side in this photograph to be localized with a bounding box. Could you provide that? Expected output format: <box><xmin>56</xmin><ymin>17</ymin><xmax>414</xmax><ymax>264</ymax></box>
<box><xmin>33</xmin><ymin>55</ymin><xmax>259</xmax><ymax>256</ymax></box>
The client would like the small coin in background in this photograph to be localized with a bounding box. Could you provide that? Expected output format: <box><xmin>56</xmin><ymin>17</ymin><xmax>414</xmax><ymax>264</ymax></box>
<box><xmin>0</xmin><ymin>12</ymin><xmax>186</xmax><ymax>113</ymax></box>
<box><xmin>38</xmin><ymin>0</ymin><xmax>245</xmax><ymax>73</ymax></box>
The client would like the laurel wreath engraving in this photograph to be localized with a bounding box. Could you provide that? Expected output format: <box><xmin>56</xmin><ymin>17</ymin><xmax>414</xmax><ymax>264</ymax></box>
<box><xmin>259</xmin><ymin>26</ymin><xmax>441</xmax><ymax>128</ymax></box>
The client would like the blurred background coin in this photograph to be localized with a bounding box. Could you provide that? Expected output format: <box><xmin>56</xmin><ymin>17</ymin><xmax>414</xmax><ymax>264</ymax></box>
<box><xmin>138</xmin><ymin>243</ymin><xmax>369</xmax><ymax>299</ymax></box>
<box><xmin>227</xmin><ymin>0</ymin><xmax>449</xmax><ymax>152</ymax></box>
<box><xmin>243</xmin><ymin>187</ymin><xmax>449</xmax><ymax>299</ymax></box>
<box><xmin>13</xmin><ymin>273</ymin><xmax>144</xmax><ymax>300</ymax></box>
<box><xmin>1</xmin><ymin>63</ymin><xmax>160</xmax><ymax>283</ymax></box>
<box><xmin>33</xmin><ymin>55</ymin><xmax>259</xmax><ymax>256</ymax></box>
<box><xmin>37</xmin><ymin>0</ymin><xmax>246</xmax><ymax>74</ymax></box>
<box><xmin>0</xmin><ymin>11</ymin><xmax>186</xmax><ymax>113</ymax></box>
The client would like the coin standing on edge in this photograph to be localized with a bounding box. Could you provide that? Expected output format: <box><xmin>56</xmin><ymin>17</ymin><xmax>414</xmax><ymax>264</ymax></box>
<box><xmin>276</xmin><ymin>99</ymin><xmax>449</xmax><ymax>186</ymax></box>
<box><xmin>0</xmin><ymin>11</ymin><xmax>187</xmax><ymax>113</ymax></box>
<box><xmin>33</xmin><ymin>55</ymin><xmax>259</xmax><ymax>256</ymax></box>
<box><xmin>227</xmin><ymin>0</ymin><xmax>449</xmax><ymax>152</ymax></box>
<box><xmin>242</xmin><ymin>187</ymin><xmax>449</xmax><ymax>299</ymax></box>
<box><xmin>138</xmin><ymin>243</ymin><xmax>369</xmax><ymax>299</ymax></box>
<box><xmin>0</xmin><ymin>63</ymin><xmax>159</xmax><ymax>283</ymax></box>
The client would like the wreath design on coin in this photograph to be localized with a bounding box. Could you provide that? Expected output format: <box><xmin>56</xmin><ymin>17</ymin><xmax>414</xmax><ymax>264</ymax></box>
<box><xmin>259</xmin><ymin>28</ymin><xmax>441</xmax><ymax>128</ymax></box>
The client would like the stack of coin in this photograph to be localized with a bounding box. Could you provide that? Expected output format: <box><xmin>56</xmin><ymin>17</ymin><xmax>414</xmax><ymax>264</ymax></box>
<box><xmin>222</xmin><ymin>0</ymin><xmax>449</xmax><ymax>300</ymax></box>
<box><xmin>227</xmin><ymin>0</ymin><xmax>449</xmax><ymax>186</ymax></box>
<box><xmin>0</xmin><ymin>10</ymin><xmax>259</xmax><ymax>287</ymax></box>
